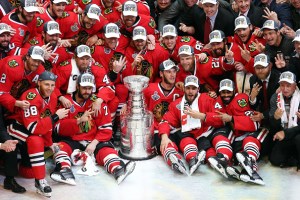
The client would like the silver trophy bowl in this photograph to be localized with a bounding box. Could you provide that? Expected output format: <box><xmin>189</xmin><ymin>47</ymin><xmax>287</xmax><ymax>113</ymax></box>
<box><xmin>119</xmin><ymin>75</ymin><xmax>156</xmax><ymax>160</ymax></box>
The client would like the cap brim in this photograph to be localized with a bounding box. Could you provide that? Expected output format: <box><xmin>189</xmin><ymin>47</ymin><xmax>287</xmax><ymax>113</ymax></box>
<box><xmin>0</xmin><ymin>30</ymin><xmax>11</xmax><ymax>35</ymax></box>
<box><xmin>105</xmin><ymin>33</ymin><xmax>120</xmax><ymax>38</ymax></box>
<box><xmin>279</xmin><ymin>78</ymin><xmax>295</xmax><ymax>84</ymax></box>
<box><xmin>87</xmin><ymin>13</ymin><xmax>100</xmax><ymax>21</ymax></box>
<box><xmin>292</xmin><ymin>37</ymin><xmax>300</xmax><ymax>42</ymax></box>
<box><xmin>185</xmin><ymin>83</ymin><xmax>199</xmax><ymax>88</ymax></box>
<box><xmin>260</xmin><ymin>26</ymin><xmax>277</xmax><ymax>31</ymax></box>
<box><xmin>162</xmin><ymin>32</ymin><xmax>177</xmax><ymax>37</ymax></box>
<box><xmin>234</xmin><ymin>24</ymin><xmax>249</xmax><ymax>31</ymax></box>
<box><xmin>77</xmin><ymin>52</ymin><xmax>91</xmax><ymax>58</ymax></box>
<box><xmin>209</xmin><ymin>38</ymin><xmax>223</xmax><ymax>43</ymax></box>
<box><xmin>132</xmin><ymin>35</ymin><xmax>147</xmax><ymax>41</ymax></box>
<box><xmin>31</xmin><ymin>55</ymin><xmax>44</xmax><ymax>62</ymax></box>
<box><xmin>163</xmin><ymin>65</ymin><xmax>179</xmax><ymax>71</ymax></box>
<box><xmin>47</xmin><ymin>30</ymin><xmax>61</xmax><ymax>35</ymax></box>
<box><xmin>80</xmin><ymin>83</ymin><xmax>95</xmax><ymax>88</ymax></box>
<box><xmin>202</xmin><ymin>1</ymin><xmax>217</xmax><ymax>4</ymax></box>
<box><xmin>24</xmin><ymin>6</ymin><xmax>39</xmax><ymax>13</ymax></box>
<box><xmin>219</xmin><ymin>86</ymin><xmax>233</xmax><ymax>92</ymax></box>
<box><xmin>254</xmin><ymin>61</ymin><xmax>268</xmax><ymax>67</ymax></box>
<box><xmin>123</xmin><ymin>11</ymin><xmax>137</xmax><ymax>17</ymax></box>
<box><xmin>53</xmin><ymin>0</ymin><xmax>68</xmax><ymax>3</ymax></box>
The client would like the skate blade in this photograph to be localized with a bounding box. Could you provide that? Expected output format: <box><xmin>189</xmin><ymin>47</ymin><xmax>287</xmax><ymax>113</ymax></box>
<box><xmin>208</xmin><ymin>158</ymin><xmax>228</xmax><ymax>179</ymax></box>
<box><xmin>117</xmin><ymin>161</ymin><xmax>136</xmax><ymax>185</ymax></box>
<box><xmin>50</xmin><ymin>174</ymin><xmax>76</xmax><ymax>186</ymax></box>
<box><xmin>226</xmin><ymin>166</ymin><xmax>241</xmax><ymax>180</ymax></box>
<box><xmin>236</xmin><ymin>153</ymin><xmax>253</xmax><ymax>177</ymax></box>
<box><xmin>240</xmin><ymin>174</ymin><xmax>265</xmax><ymax>186</ymax></box>
<box><xmin>36</xmin><ymin>189</ymin><xmax>51</xmax><ymax>198</ymax></box>
<box><xmin>169</xmin><ymin>154</ymin><xmax>188</xmax><ymax>176</ymax></box>
<box><xmin>189</xmin><ymin>151</ymin><xmax>206</xmax><ymax>176</ymax></box>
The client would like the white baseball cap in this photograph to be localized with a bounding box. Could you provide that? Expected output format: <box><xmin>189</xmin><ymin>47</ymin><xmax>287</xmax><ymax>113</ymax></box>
<box><xmin>219</xmin><ymin>79</ymin><xmax>234</xmax><ymax>92</ymax></box>
<box><xmin>28</xmin><ymin>46</ymin><xmax>45</xmax><ymax>62</ymax></box>
<box><xmin>43</xmin><ymin>21</ymin><xmax>61</xmax><ymax>35</ymax></box>
<box><xmin>78</xmin><ymin>73</ymin><xmax>96</xmax><ymax>89</ymax></box>
<box><xmin>0</xmin><ymin>23</ymin><xmax>12</xmax><ymax>35</ymax></box>
<box><xmin>254</xmin><ymin>53</ymin><xmax>270</xmax><ymax>68</ymax></box>
<box><xmin>162</xmin><ymin>24</ymin><xmax>177</xmax><ymax>38</ymax></box>
<box><xmin>132</xmin><ymin>26</ymin><xmax>147</xmax><ymax>41</ymax></box>
<box><xmin>85</xmin><ymin>4</ymin><xmax>101</xmax><ymax>21</ymax></box>
<box><xmin>184</xmin><ymin>75</ymin><xmax>199</xmax><ymax>88</ymax></box>
<box><xmin>178</xmin><ymin>45</ymin><xmax>194</xmax><ymax>56</ymax></box>
<box><xmin>20</xmin><ymin>0</ymin><xmax>39</xmax><ymax>12</ymax></box>
<box><xmin>159</xmin><ymin>59</ymin><xmax>179</xmax><ymax>71</ymax></box>
<box><xmin>279</xmin><ymin>71</ymin><xmax>296</xmax><ymax>84</ymax></box>
<box><xmin>292</xmin><ymin>29</ymin><xmax>300</xmax><ymax>42</ymax></box>
<box><xmin>76</xmin><ymin>45</ymin><xmax>91</xmax><ymax>58</ymax></box>
<box><xmin>104</xmin><ymin>23</ymin><xmax>120</xmax><ymax>38</ymax></box>
<box><xmin>234</xmin><ymin>16</ymin><xmax>251</xmax><ymax>31</ymax></box>
<box><xmin>122</xmin><ymin>1</ymin><xmax>138</xmax><ymax>17</ymax></box>
<box><xmin>261</xmin><ymin>20</ymin><xmax>279</xmax><ymax>31</ymax></box>
<box><xmin>209</xmin><ymin>30</ymin><xmax>225</xmax><ymax>43</ymax></box>
<box><xmin>202</xmin><ymin>0</ymin><xmax>218</xmax><ymax>4</ymax></box>
<box><xmin>51</xmin><ymin>0</ymin><xmax>68</xmax><ymax>4</ymax></box>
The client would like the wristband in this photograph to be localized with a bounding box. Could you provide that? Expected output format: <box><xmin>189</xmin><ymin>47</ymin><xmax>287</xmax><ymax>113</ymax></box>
<box><xmin>51</xmin><ymin>114</ymin><xmax>59</xmax><ymax>123</ymax></box>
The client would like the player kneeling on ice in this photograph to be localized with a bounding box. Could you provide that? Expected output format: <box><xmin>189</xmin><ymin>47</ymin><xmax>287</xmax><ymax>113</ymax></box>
<box><xmin>51</xmin><ymin>73</ymin><xmax>135</xmax><ymax>185</ymax></box>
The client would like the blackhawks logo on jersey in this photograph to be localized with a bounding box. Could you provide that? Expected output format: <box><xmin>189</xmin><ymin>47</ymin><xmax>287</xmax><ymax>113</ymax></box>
<box><xmin>90</xmin><ymin>94</ymin><xmax>98</xmax><ymax>102</ymax></box>
<box><xmin>60</xmin><ymin>60</ymin><xmax>70</xmax><ymax>66</ymax></box>
<box><xmin>8</xmin><ymin>60</ymin><xmax>19</xmax><ymax>68</ymax></box>
<box><xmin>249</xmin><ymin>42</ymin><xmax>256</xmax><ymax>52</ymax></box>
<box><xmin>29</xmin><ymin>38</ymin><xmax>39</xmax><ymax>45</ymax></box>
<box><xmin>159</xmin><ymin>42</ymin><xmax>168</xmax><ymax>50</ymax></box>
<box><xmin>36</xmin><ymin>17</ymin><xmax>44</xmax><ymax>27</ymax></box>
<box><xmin>62</xmin><ymin>11</ymin><xmax>70</xmax><ymax>18</ymax></box>
<box><xmin>237</xmin><ymin>98</ymin><xmax>247</xmax><ymax>108</ymax></box>
<box><xmin>148</xmin><ymin>18</ymin><xmax>156</xmax><ymax>29</ymax></box>
<box><xmin>181</xmin><ymin>36</ymin><xmax>191</xmax><ymax>43</ymax></box>
<box><xmin>26</xmin><ymin>92</ymin><xmax>37</xmax><ymax>100</ymax></box>
<box><xmin>90</xmin><ymin>46</ymin><xmax>95</xmax><ymax>54</ymax></box>
<box><xmin>82</xmin><ymin>0</ymin><xmax>92</xmax><ymax>4</ymax></box>
<box><xmin>41</xmin><ymin>109</ymin><xmax>51</xmax><ymax>118</ymax></box>
<box><xmin>200</xmin><ymin>57</ymin><xmax>209</xmax><ymax>64</ymax></box>
<box><xmin>104</xmin><ymin>8</ymin><xmax>113</xmax><ymax>14</ymax></box>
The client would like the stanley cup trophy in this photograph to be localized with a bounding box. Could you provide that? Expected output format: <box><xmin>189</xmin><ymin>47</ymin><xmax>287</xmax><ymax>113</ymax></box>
<box><xmin>119</xmin><ymin>75</ymin><xmax>156</xmax><ymax>160</ymax></box>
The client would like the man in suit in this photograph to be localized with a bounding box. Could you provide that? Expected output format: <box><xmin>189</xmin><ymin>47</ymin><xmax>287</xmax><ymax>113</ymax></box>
<box><xmin>234</xmin><ymin>0</ymin><xmax>266</xmax><ymax>28</ymax></box>
<box><xmin>181</xmin><ymin>0</ymin><xmax>235</xmax><ymax>44</ymax></box>
<box><xmin>249</xmin><ymin>53</ymin><xmax>280</xmax><ymax>156</ymax></box>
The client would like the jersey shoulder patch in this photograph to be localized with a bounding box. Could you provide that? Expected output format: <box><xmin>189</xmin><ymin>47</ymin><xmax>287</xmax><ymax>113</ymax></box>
<box><xmin>8</xmin><ymin>59</ymin><xmax>19</xmax><ymax>68</ymax></box>
<box><xmin>26</xmin><ymin>92</ymin><xmax>37</xmax><ymax>100</ymax></box>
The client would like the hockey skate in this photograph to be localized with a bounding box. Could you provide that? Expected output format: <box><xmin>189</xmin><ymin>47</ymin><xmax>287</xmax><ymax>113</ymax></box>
<box><xmin>189</xmin><ymin>150</ymin><xmax>206</xmax><ymax>176</ymax></box>
<box><xmin>236</xmin><ymin>151</ymin><xmax>254</xmax><ymax>177</ymax></box>
<box><xmin>226</xmin><ymin>166</ymin><xmax>241</xmax><ymax>180</ymax></box>
<box><xmin>113</xmin><ymin>161</ymin><xmax>136</xmax><ymax>184</ymax></box>
<box><xmin>50</xmin><ymin>167</ymin><xmax>76</xmax><ymax>185</ymax></box>
<box><xmin>169</xmin><ymin>154</ymin><xmax>188</xmax><ymax>175</ymax></box>
<box><xmin>35</xmin><ymin>179</ymin><xmax>52</xmax><ymax>198</ymax></box>
<box><xmin>208</xmin><ymin>153</ymin><xmax>229</xmax><ymax>178</ymax></box>
<box><xmin>240</xmin><ymin>170</ymin><xmax>265</xmax><ymax>185</ymax></box>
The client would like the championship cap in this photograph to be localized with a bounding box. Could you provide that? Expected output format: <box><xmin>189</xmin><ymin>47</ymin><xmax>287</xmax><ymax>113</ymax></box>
<box><xmin>178</xmin><ymin>45</ymin><xmax>194</xmax><ymax>56</ymax></box>
<box><xmin>20</xmin><ymin>0</ymin><xmax>39</xmax><ymax>12</ymax></box>
<box><xmin>85</xmin><ymin>4</ymin><xmax>101</xmax><ymax>21</ymax></box>
<box><xmin>234</xmin><ymin>16</ymin><xmax>251</xmax><ymax>31</ymax></box>
<box><xmin>43</xmin><ymin>21</ymin><xmax>61</xmax><ymax>35</ymax></box>
<box><xmin>279</xmin><ymin>71</ymin><xmax>296</xmax><ymax>84</ymax></box>
<box><xmin>122</xmin><ymin>1</ymin><xmax>138</xmax><ymax>17</ymax></box>
<box><xmin>27</xmin><ymin>46</ymin><xmax>45</xmax><ymax>62</ymax></box>
<box><xmin>202</xmin><ymin>0</ymin><xmax>218</xmax><ymax>4</ymax></box>
<box><xmin>184</xmin><ymin>75</ymin><xmax>199</xmax><ymax>88</ymax></box>
<box><xmin>0</xmin><ymin>23</ymin><xmax>11</xmax><ymax>35</ymax></box>
<box><xmin>209</xmin><ymin>30</ymin><xmax>225</xmax><ymax>43</ymax></box>
<box><xmin>261</xmin><ymin>20</ymin><xmax>279</xmax><ymax>31</ymax></box>
<box><xmin>254</xmin><ymin>53</ymin><xmax>270</xmax><ymax>68</ymax></box>
<box><xmin>104</xmin><ymin>23</ymin><xmax>120</xmax><ymax>38</ymax></box>
<box><xmin>219</xmin><ymin>79</ymin><xmax>234</xmax><ymax>92</ymax></box>
<box><xmin>38</xmin><ymin>71</ymin><xmax>57</xmax><ymax>82</ymax></box>
<box><xmin>292</xmin><ymin>29</ymin><xmax>300</xmax><ymax>42</ymax></box>
<box><xmin>162</xmin><ymin>24</ymin><xmax>177</xmax><ymax>38</ymax></box>
<box><xmin>159</xmin><ymin>59</ymin><xmax>179</xmax><ymax>71</ymax></box>
<box><xmin>51</xmin><ymin>0</ymin><xmax>68</xmax><ymax>4</ymax></box>
<box><xmin>76</xmin><ymin>45</ymin><xmax>91</xmax><ymax>58</ymax></box>
<box><xmin>78</xmin><ymin>73</ymin><xmax>96</xmax><ymax>89</ymax></box>
<box><xmin>132</xmin><ymin>26</ymin><xmax>147</xmax><ymax>41</ymax></box>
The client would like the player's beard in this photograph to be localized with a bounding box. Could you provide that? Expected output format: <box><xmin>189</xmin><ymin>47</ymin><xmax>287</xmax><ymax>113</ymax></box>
<box><xmin>78</xmin><ymin>91</ymin><xmax>91</xmax><ymax>100</ymax></box>
<box><xmin>213</xmin><ymin>48</ymin><xmax>225</xmax><ymax>57</ymax></box>
<box><xmin>0</xmin><ymin>42</ymin><xmax>10</xmax><ymax>50</ymax></box>
<box><xmin>221</xmin><ymin>95</ymin><xmax>234</xmax><ymax>105</ymax></box>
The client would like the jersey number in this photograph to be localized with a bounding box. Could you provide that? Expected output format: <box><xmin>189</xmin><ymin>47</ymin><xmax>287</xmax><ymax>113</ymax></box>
<box><xmin>24</xmin><ymin>106</ymin><xmax>38</xmax><ymax>117</ymax></box>
<box><xmin>0</xmin><ymin>73</ymin><xmax>6</xmax><ymax>83</ymax></box>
